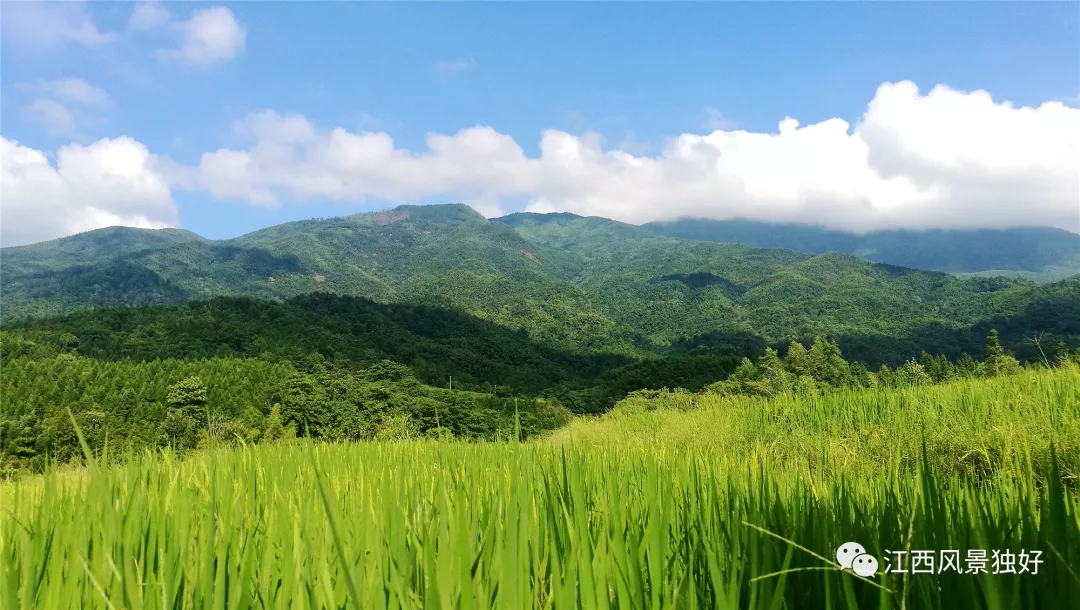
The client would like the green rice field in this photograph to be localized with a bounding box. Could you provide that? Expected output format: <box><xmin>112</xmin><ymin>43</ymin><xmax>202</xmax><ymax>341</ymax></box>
<box><xmin>3</xmin><ymin>367</ymin><xmax>1079</xmax><ymax>608</ymax></box>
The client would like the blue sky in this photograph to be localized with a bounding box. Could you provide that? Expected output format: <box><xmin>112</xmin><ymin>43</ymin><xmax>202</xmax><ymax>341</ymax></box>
<box><xmin>2</xmin><ymin>2</ymin><xmax>1078</xmax><ymax>245</ymax></box>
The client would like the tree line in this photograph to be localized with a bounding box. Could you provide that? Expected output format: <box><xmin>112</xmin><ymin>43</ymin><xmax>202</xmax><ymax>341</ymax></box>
<box><xmin>708</xmin><ymin>330</ymin><xmax>1076</xmax><ymax>398</ymax></box>
<box><xmin>0</xmin><ymin>333</ymin><xmax>571</xmax><ymax>476</ymax></box>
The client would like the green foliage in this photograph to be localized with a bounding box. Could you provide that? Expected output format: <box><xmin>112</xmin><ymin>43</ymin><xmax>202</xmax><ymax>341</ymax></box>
<box><xmin>374</xmin><ymin>414</ymin><xmax>420</xmax><ymax>441</ymax></box>
<box><xmin>5</xmin><ymin>295</ymin><xmax>629</xmax><ymax>398</ymax></box>
<box><xmin>0</xmin><ymin>346</ymin><xmax>569</xmax><ymax>473</ymax></box>
<box><xmin>982</xmin><ymin>329</ymin><xmax>1022</xmax><ymax>377</ymax></box>
<box><xmin>4</xmin><ymin>205</ymin><xmax>1078</xmax><ymax>368</ymax></box>
<box><xmin>895</xmin><ymin>359</ymin><xmax>932</xmax><ymax>387</ymax></box>
<box><xmin>707</xmin><ymin>333</ymin><xmax>1007</xmax><ymax>397</ymax></box>
<box><xmin>3</xmin><ymin>368</ymin><xmax>1078</xmax><ymax>608</ymax></box>
<box><xmin>166</xmin><ymin>375</ymin><xmax>209</xmax><ymax>425</ymax></box>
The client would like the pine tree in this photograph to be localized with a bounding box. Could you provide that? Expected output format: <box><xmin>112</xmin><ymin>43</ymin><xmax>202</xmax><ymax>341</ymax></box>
<box><xmin>956</xmin><ymin>353</ymin><xmax>980</xmax><ymax>378</ymax></box>
<box><xmin>983</xmin><ymin>329</ymin><xmax>1021</xmax><ymax>377</ymax></box>
<box><xmin>263</xmin><ymin>404</ymin><xmax>295</xmax><ymax>442</ymax></box>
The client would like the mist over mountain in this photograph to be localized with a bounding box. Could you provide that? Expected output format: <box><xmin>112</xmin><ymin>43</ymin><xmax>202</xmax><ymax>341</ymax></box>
<box><xmin>645</xmin><ymin>218</ymin><xmax>1080</xmax><ymax>281</ymax></box>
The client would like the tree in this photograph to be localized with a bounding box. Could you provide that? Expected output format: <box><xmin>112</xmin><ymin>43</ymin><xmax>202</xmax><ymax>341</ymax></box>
<box><xmin>955</xmin><ymin>353</ymin><xmax>980</xmax><ymax>378</ymax></box>
<box><xmin>895</xmin><ymin>360</ymin><xmax>931</xmax><ymax>387</ymax></box>
<box><xmin>280</xmin><ymin>371</ymin><xmax>329</xmax><ymax>437</ymax></box>
<box><xmin>847</xmin><ymin>361</ymin><xmax>873</xmax><ymax>388</ymax></box>
<box><xmin>784</xmin><ymin>341</ymin><xmax>812</xmax><ymax>378</ymax></box>
<box><xmin>919</xmin><ymin>351</ymin><xmax>953</xmax><ymax>383</ymax></box>
<box><xmin>374</xmin><ymin>414</ymin><xmax>419</xmax><ymax>441</ymax></box>
<box><xmin>757</xmin><ymin>348</ymin><xmax>796</xmax><ymax>396</ymax></box>
<box><xmin>159</xmin><ymin>409</ymin><xmax>197</xmax><ymax>451</ymax></box>
<box><xmin>876</xmin><ymin>364</ymin><xmax>896</xmax><ymax>389</ymax></box>
<box><xmin>982</xmin><ymin>330</ymin><xmax>1021</xmax><ymax>377</ymax></box>
<box><xmin>807</xmin><ymin>336</ymin><xmax>850</xmax><ymax>387</ymax></box>
<box><xmin>262</xmin><ymin>404</ymin><xmax>295</xmax><ymax>442</ymax></box>
<box><xmin>166</xmin><ymin>376</ymin><xmax>208</xmax><ymax>422</ymax></box>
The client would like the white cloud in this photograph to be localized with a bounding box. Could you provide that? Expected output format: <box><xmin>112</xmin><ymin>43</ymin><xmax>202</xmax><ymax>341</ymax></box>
<box><xmin>171</xmin><ymin>82</ymin><xmax>1079</xmax><ymax>233</ymax></box>
<box><xmin>0</xmin><ymin>2</ymin><xmax>116</xmax><ymax>49</ymax></box>
<box><xmin>23</xmin><ymin>100</ymin><xmax>76</xmax><ymax>137</ymax></box>
<box><xmin>432</xmin><ymin>58</ymin><xmax>477</xmax><ymax>75</ymax></box>
<box><xmin>0</xmin><ymin>137</ymin><xmax>177</xmax><ymax>247</ymax></box>
<box><xmin>17</xmin><ymin>78</ymin><xmax>112</xmax><ymax>108</ymax></box>
<box><xmin>129</xmin><ymin>2</ymin><xmax>172</xmax><ymax>31</ymax></box>
<box><xmin>159</xmin><ymin>6</ymin><xmax>246</xmax><ymax>65</ymax></box>
<box><xmin>9</xmin><ymin>82</ymin><xmax>1075</xmax><ymax>246</ymax></box>
<box><xmin>168</xmin><ymin>110</ymin><xmax>532</xmax><ymax>209</ymax></box>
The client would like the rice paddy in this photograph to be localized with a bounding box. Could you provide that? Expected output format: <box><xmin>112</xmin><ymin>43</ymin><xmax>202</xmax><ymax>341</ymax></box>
<box><xmin>3</xmin><ymin>367</ymin><xmax>1079</xmax><ymax>608</ymax></box>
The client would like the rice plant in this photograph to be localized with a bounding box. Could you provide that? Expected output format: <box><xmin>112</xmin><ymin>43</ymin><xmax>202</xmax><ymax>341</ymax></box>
<box><xmin>3</xmin><ymin>367</ymin><xmax>1078</xmax><ymax>608</ymax></box>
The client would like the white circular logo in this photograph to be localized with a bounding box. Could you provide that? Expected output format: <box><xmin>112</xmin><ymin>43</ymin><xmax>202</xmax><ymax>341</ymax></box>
<box><xmin>851</xmin><ymin>553</ymin><xmax>879</xmax><ymax>577</ymax></box>
<box><xmin>835</xmin><ymin>541</ymin><xmax>865</xmax><ymax>570</ymax></box>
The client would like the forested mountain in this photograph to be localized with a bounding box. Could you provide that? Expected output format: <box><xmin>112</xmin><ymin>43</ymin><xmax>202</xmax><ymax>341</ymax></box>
<box><xmin>4</xmin><ymin>204</ymin><xmax>1080</xmax><ymax>473</ymax></box>
<box><xmin>495</xmin><ymin>212</ymin><xmax>1079</xmax><ymax>358</ymax></box>
<box><xmin>645</xmin><ymin>218</ymin><xmax>1080</xmax><ymax>280</ymax></box>
<box><xmin>4</xmin><ymin>204</ymin><xmax>1079</xmax><ymax>364</ymax></box>
<box><xmin>2</xmin><ymin>204</ymin><xmax>1080</xmax><ymax>358</ymax></box>
<box><xmin>1</xmin><ymin>205</ymin><xmax>634</xmax><ymax>353</ymax></box>
<box><xmin>7</xmin><ymin>294</ymin><xmax>627</xmax><ymax>397</ymax></box>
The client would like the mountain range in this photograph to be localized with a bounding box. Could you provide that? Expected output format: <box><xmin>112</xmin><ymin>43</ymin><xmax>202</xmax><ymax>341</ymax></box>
<box><xmin>645</xmin><ymin>218</ymin><xmax>1080</xmax><ymax>281</ymax></box>
<box><xmin>3</xmin><ymin>204</ymin><xmax>1078</xmax><ymax>370</ymax></box>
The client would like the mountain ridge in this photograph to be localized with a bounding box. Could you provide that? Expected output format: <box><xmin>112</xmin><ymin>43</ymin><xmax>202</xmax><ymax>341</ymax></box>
<box><xmin>644</xmin><ymin>217</ymin><xmax>1080</xmax><ymax>280</ymax></box>
<box><xmin>3</xmin><ymin>204</ymin><xmax>1077</xmax><ymax>367</ymax></box>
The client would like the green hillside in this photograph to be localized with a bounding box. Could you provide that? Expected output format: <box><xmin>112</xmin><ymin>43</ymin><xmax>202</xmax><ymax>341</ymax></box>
<box><xmin>496</xmin><ymin>212</ymin><xmax>1076</xmax><ymax>356</ymax></box>
<box><xmin>4</xmin><ymin>204</ymin><xmax>1079</xmax><ymax>365</ymax></box>
<box><xmin>645</xmin><ymin>218</ymin><xmax>1080</xmax><ymax>280</ymax></box>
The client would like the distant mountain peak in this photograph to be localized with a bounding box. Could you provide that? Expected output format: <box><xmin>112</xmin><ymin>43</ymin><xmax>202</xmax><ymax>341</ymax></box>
<box><xmin>645</xmin><ymin>217</ymin><xmax>1080</xmax><ymax>280</ymax></box>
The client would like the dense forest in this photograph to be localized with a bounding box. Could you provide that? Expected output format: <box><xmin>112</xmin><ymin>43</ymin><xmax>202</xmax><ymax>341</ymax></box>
<box><xmin>0</xmin><ymin>332</ymin><xmax>575</xmax><ymax>475</ymax></box>
<box><xmin>5</xmin><ymin>204</ymin><xmax>1079</xmax><ymax>360</ymax></box>
<box><xmin>4</xmin><ymin>296</ymin><xmax>1076</xmax><ymax>475</ymax></box>
<box><xmin>3</xmin><ymin>204</ymin><xmax>1079</xmax><ymax>474</ymax></box>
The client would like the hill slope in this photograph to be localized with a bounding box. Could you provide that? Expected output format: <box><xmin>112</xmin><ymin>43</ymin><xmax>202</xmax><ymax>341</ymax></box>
<box><xmin>4</xmin><ymin>205</ymin><xmax>1079</xmax><ymax>364</ymax></box>
<box><xmin>645</xmin><ymin>218</ymin><xmax>1080</xmax><ymax>280</ymax></box>
<box><xmin>495</xmin><ymin>212</ymin><xmax>1069</xmax><ymax>352</ymax></box>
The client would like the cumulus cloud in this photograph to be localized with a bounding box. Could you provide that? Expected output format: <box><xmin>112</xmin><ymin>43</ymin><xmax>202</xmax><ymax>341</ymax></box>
<box><xmin>8</xmin><ymin>81</ymin><xmax>1076</xmax><ymax>245</ymax></box>
<box><xmin>170</xmin><ymin>82</ymin><xmax>1079</xmax><ymax>233</ymax></box>
<box><xmin>167</xmin><ymin>110</ymin><xmax>533</xmax><ymax>213</ymax></box>
<box><xmin>158</xmin><ymin>6</ymin><xmax>246</xmax><ymax>65</ymax></box>
<box><xmin>0</xmin><ymin>2</ymin><xmax>116</xmax><ymax>49</ymax></box>
<box><xmin>0</xmin><ymin>137</ymin><xmax>177</xmax><ymax>247</ymax></box>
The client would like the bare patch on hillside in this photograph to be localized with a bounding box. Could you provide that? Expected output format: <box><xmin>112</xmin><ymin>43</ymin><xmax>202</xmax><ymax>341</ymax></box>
<box><xmin>377</xmin><ymin>211</ymin><xmax>409</xmax><ymax>225</ymax></box>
